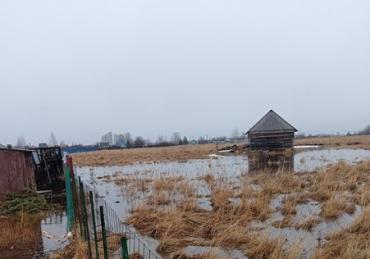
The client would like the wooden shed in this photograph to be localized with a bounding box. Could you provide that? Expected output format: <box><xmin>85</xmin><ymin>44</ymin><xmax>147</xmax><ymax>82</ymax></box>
<box><xmin>246</xmin><ymin>110</ymin><xmax>297</xmax><ymax>150</ymax></box>
<box><xmin>0</xmin><ymin>148</ymin><xmax>35</xmax><ymax>198</ymax></box>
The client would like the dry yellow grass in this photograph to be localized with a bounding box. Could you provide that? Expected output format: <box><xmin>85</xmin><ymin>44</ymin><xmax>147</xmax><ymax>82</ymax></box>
<box><xmin>50</xmin><ymin>229</ymin><xmax>88</xmax><ymax>259</ymax></box>
<box><xmin>52</xmin><ymin>230</ymin><xmax>125</xmax><ymax>259</ymax></box>
<box><xmin>239</xmin><ymin>234</ymin><xmax>302</xmax><ymax>259</ymax></box>
<box><xmin>0</xmin><ymin>213</ymin><xmax>43</xmax><ymax>253</ymax></box>
<box><xmin>73</xmin><ymin>144</ymin><xmax>218</xmax><ymax>166</ymax></box>
<box><xmin>129</xmin><ymin>203</ymin><xmax>301</xmax><ymax>258</ymax></box>
<box><xmin>300</xmin><ymin>161</ymin><xmax>370</xmax><ymax>206</ymax></box>
<box><xmin>250</xmin><ymin>171</ymin><xmax>304</xmax><ymax>196</ymax></box>
<box><xmin>126</xmin><ymin>161</ymin><xmax>370</xmax><ymax>258</ymax></box>
<box><xmin>203</xmin><ymin>174</ymin><xmax>215</xmax><ymax>186</ymax></box>
<box><xmin>272</xmin><ymin>216</ymin><xmax>293</xmax><ymax>229</ymax></box>
<box><xmin>129</xmin><ymin>178</ymin><xmax>296</xmax><ymax>258</ymax></box>
<box><xmin>281</xmin><ymin>196</ymin><xmax>298</xmax><ymax>216</ymax></box>
<box><xmin>320</xmin><ymin>196</ymin><xmax>356</xmax><ymax>219</ymax></box>
<box><xmin>210</xmin><ymin>186</ymin><xmax>233</xmax><ymax>211</ymax></box>
<box><xmin>313</xmin><ymin>207</ymin><xmax>370</xmax><ymax>259</ymax></box>
<box><xmin>147</xmin><ymin>191</ymin><xmax>171</xmax><ymax>206</ymax></box>
<box><xmin>171</xmin><ymin>249</ymin><xmax>219</xmax><ymax>259</ymax></box>
<box><xmin>153</xmin><ymin>176</ymin><xmax>185</xmax><ymax>192</ymax></box>
<box><xmin>295</xmin><ymin>135</ymin><xmax>370</xmax><ymax>150</ymax></box>
<box><xmin>358</xmin><ymin>189</ymin><xmax>370</xmax><ymax>206</ymax></box>
<box><xmin>294</xmin><ymin>216</ymin><xmax>321</xmax><ymax>231</ymax></box>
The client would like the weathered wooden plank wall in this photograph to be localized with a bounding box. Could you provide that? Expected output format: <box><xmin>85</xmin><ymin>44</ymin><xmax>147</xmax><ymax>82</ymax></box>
<box><xmin>249</xmin><ymin>132</ymin><xmax>294</xmax><ymax>150</ymax></box>
<box><xmin>0</xmin><ymin>150</ymin><xmax>35</xmax><ymax>198</ymax></box>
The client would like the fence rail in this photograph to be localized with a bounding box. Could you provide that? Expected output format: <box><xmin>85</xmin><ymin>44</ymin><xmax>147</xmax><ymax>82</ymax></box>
<box><xmin>65</xmin><ymin>158</ymin><xmax>161</xmax><ymax>259</ymax></box>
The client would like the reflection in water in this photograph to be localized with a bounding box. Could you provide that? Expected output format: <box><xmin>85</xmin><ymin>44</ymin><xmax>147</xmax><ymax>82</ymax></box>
<box><xmin>0</xmin><ymin>211</ymin><xmax>68</xmax><ymax>259</ymax></box>
<box><xmin>248</xmin><ymin>150</ymin><xmax>294</xmax><ymax>173</ymax></box>
<box><xmin>32</xmin><ymin>211</ymin><xmax>68</xmax><ymax>258</ymax></box>
<box><xmin>40</xmin><ymin>211</ymin><xmax>69</xmax><ymax>256</ymax></box>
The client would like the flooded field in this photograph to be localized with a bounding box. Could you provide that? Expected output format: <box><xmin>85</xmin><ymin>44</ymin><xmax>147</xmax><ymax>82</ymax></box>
<box><xmin>77</xmin><ymin>148</ymin><xmax>370</xmax><ymax>258</ymax></box>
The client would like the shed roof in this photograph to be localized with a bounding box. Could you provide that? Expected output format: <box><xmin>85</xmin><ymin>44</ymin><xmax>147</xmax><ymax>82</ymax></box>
<box><xmin>247</xmin><ymin>110</ymin><xmax>297</xmax><ymax>134</ymax></box>
<box><xmin>0</xmin><ymin>147</ymin><xmax>33</xmax><ymax>153</ymax></box>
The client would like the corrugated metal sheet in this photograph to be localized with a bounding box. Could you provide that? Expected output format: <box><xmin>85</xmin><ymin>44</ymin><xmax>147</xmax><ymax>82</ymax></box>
<box><xmin>0</xmin><ymin>149</ymin><xmax>35</xmax><ymax>198</ymax></box>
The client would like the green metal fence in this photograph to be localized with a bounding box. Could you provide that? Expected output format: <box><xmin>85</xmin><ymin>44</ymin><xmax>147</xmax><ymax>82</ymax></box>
<box><xmin>65</xmin><ymin>162</ymin><xmax>160</xmax><ymax>259</ymax></box>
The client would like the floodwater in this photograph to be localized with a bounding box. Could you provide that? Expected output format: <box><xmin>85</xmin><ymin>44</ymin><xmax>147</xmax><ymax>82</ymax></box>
<box><xmin>79</xmin><ymin>148</ymin><xmax>370</xmax><ymax>181</ymax></box>
<box><xmin>256</xmin><ymin>195</ymin><xmax>363</xmax><ymax>258</ymax></box>
<box><xmin>77</xmin><ymin>148</ymin><xmax>370</xmax><ymax>258</ymax></box>
<box><xmin>294</xmin><ymin>148</ymin><xmax>370</xmax><ymax>172</ymax></box>
<box><xmin>31</xmin><ymin>211</ymin><xmax>69</xmax><ymax>258</ymax></box>
<box><xmin>77</xmin><ymin>147</ymin><xmax>370</xmax><ymax>219</ymax></box>
<box><xmin>39</xmin><ymin>211</ymin><xmax>69</xmax><ymax>256</ymax></box>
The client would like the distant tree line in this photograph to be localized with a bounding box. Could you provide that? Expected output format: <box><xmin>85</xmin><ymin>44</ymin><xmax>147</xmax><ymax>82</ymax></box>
<box><xmin>357</xmin><ymin>125</ymin><xmax>370</xmax><ymax>135</ymax></box>
<box><xmin>295</xmin><ymin>124</ymin><xmax>370</xmax><ymax>139</ymax></box>
<box><xmin>10</xmin><ymin>128</ymin><xmax>247</xmax><ymax>149</ymax></box>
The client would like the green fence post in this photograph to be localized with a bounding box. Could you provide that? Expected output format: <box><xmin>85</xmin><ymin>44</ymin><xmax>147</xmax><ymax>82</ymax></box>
<box><xmin>89</xmin><ymin>191</ymin><xmax>99</xmax><ymax>259</ymax></box>
<box><xmin>64</xmin><ymin>166</ymin><xmax>75</xmax><ymax>231</ymax></box>
<box><xmin>70</xmin><ymin>168</ymin><xmax>83</xmax><ymax>237</ymax></box>
<box><xmin>77</xmin><ymin>176</ymin><xmax>84</xmax><ymax>238</ymax></box>
<box><xmin>80</xmin><ymin>182</ymin><xmax>93</xmax><ymax>259</ymax></box>
<box><xmin>121</xmin><ymin>237</ymin><xmax>129</xmax><ymax>259</ymax></box>
<box><xmin>100</xmin><ymin>206</ymin><xmax>109</xmax><ymax>259</ymax></box>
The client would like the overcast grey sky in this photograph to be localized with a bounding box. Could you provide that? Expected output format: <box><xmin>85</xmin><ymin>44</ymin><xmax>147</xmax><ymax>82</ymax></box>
<box><xmin>1</xmin><ymin>0</ymin><xmax>369</xmax><ymax>145</ymax></box>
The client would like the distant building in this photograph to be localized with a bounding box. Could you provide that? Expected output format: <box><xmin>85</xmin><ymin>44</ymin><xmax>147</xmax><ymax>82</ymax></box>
<box><xmin>246</xmin><ymin>110</ymin><xmax>297</xmax><ymax>150</ymax></box>
<box><xmin>101</xmin><ymin>132</ymin><xmax>113</xmax><ymax>146</ymax></box>
<box><xmin>190</xmin><ymin>140</ymin><xmax>198</xmax><ymax>145</ymax></box>
<box><xmin>114</xmin><ymin>134</ymin><xmax>128</xmax><ymax>148</ymax></box>
<box><xmin>62</xmin><ymin>145</ymin><xmax>98</xmax><ymax>154</ymax></box>
<box><xmin>98</xmin><ymin>142</ymin><xmax>110</xmax><ymax>149</ymax></box>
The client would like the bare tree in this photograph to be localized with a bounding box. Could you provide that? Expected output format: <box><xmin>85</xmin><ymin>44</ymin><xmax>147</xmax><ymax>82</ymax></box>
<box><xmin>182</xmin><ymin>136</ymin><xmax>189</xmax><ymax>145</ymax></box>
<box><xmin>16</xmin><ymin>136</ymin><xmax>27</xmax><ymax>148</ymax></box>
<box><xmin>171</xmin><ymin>132</ymin><xmax>181</xmax><ymax>144</ymax></box>
<box><xmin>157</xmin><ymin>136</ymin><xmax>165</xmax><ymax>144</ymax></box>
<box><xmin>198</xmin><ymin>136</ymin><xmax>208</xmax><ymax>144</ymax></box>
<box><xmin>134</xmin><ymin>136</ymin><xmax>145</xmax><ymax>147</ymax></box>
<box><xmin>124</xmin><ymin>132</ymin><xmax>133</xmax><ymax>147</ymax></box>
<box><xmin>49</xmin><ymin>133</ymin><xmax>58</xmax><ymax>146</ymax></box>
<box><xmin>231</xmin><ymin>129</ymin><xmax>241</xmax><ymax>140</ymax></box>
<box><xmin>156</xmin><ymin>135</ymin><xmax>170</xmax><ymax>146</ymax></box>
<box><xmin>212</xmin><ymin>136</ymin><xmax>227</xmax><ymax>142</ymax></box>
<box><xmin>358</xmin><ymin>125</ymin><xmax>370</xmax><ymax>135</ymax></box>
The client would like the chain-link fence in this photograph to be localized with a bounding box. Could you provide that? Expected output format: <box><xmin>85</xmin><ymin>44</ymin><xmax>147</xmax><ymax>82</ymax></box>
<box><xmin>65</xmin><ymin>158</ymin><xmax>161</xmax><ymax>259</ymax></box>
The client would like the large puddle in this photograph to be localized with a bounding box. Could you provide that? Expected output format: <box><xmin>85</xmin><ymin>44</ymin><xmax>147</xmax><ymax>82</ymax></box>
<box><xmin>77</xmin><ymin>148</ymin><xmax>370</xmax><ymax>258</ymax></box>
<box><xmin>39</xmin><ymin>211</ymin><xmax>69</xmax><ymax>256</ymax></box>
